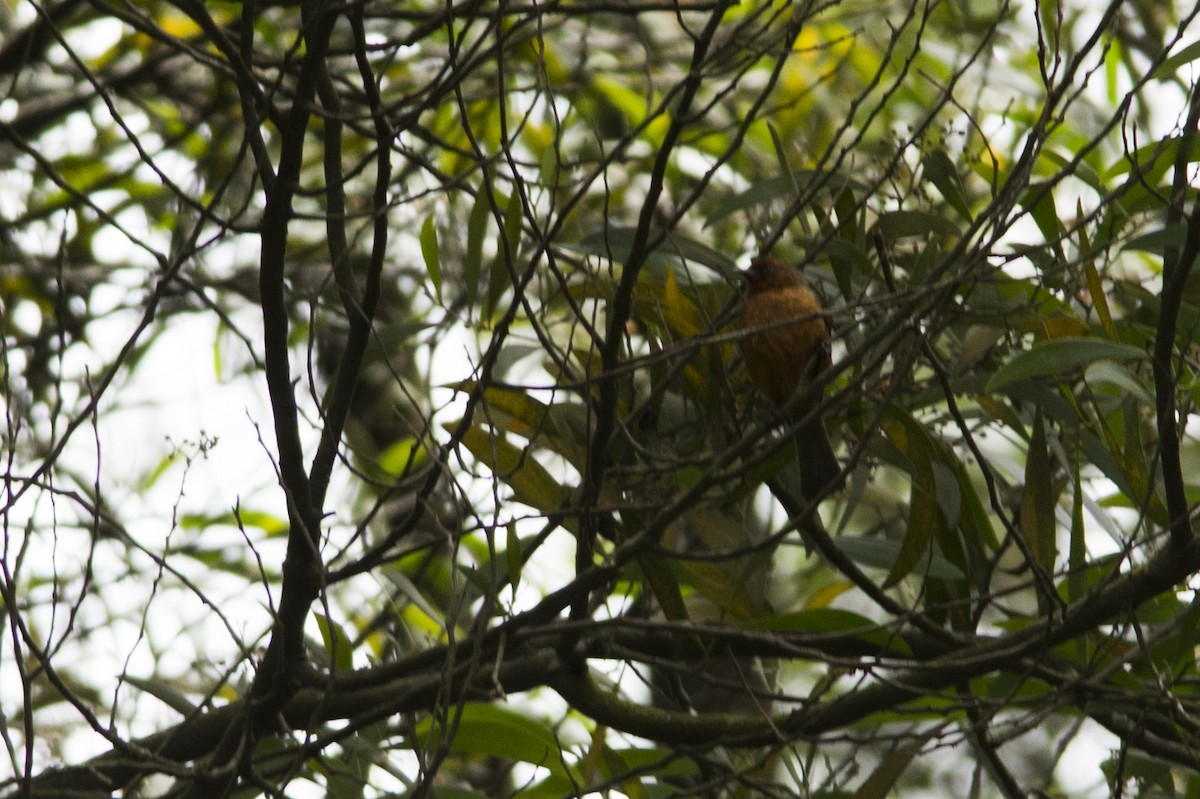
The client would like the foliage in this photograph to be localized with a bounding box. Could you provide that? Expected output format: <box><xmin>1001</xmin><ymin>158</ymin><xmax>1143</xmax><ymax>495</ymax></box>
<box><xmin>3</xmin><ymin>0</ymin><xmax>1200</xmax><ymax>796</ymax></box>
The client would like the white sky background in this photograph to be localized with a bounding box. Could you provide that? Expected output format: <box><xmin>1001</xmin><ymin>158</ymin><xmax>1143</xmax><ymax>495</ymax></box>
<box><xmin>2</xmin><ymin>1</ymin><xmax>1199</xmax><ymax>794</ymax></box>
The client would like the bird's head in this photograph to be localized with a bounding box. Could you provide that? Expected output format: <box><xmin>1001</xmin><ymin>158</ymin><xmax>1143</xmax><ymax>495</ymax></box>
<box><xmin>742</xmin><ymin>257</ymin><xmax>806</xmax><ymax>294</ymax></box>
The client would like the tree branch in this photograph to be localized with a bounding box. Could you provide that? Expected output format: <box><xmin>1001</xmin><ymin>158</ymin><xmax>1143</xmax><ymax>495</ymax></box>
<box><xmin>1154</xmin><ymin>77</ymin><xmax>1200</xmax><ymax>550</ymax></box>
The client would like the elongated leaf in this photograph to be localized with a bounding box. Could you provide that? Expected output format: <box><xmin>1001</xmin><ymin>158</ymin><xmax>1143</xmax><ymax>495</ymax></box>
<box><xmin>1084</xmin><ymin>360</ymin><xmax>1153</xmax><ymax>404</ymax></box>
<box><xmin>397</xmin><ymin>788</ymin><xmax>486</xmax><ymax>799</ymax></box>
<box><xmin>749</xmin><ymin>609</ymin><xmax>912</xmax><ymax>655</ymax></box>
<box><xmin>851</xmin><ymin>734</ymin><xmax>932</xmax><ymax>799</ymax></box>
<box><xmin>1150</xmin><ymin>39</ymin><xmax>1200</xmax><ymax>82</ymax></box>
<box><xmin>834</xmin><ymin>537</ymin><xmax>963</xmax><ymax>581</ymax></box>
<box><xmin>708</xmin><ymin>172</ymin><xmax>872</xmax><ymax>225</ymax></box>
<box><xmin>415</xmin><ymin>704</ymin><xmax>577</xmax><ymax>781</ymax></box>
<box><xmin>1067</xmin><ymin>462</ymin><xmax>1086</xmax><ymax>605</ymax></box>
<box><xmin>922</xmin><ymin>149</ymin><xmax>972</xmax><ymax>221</ymax></box>
<box><xmin>1122</xmin><ymin>224</ymin><xmax>1188</xmax><ymax>255</ymax></box>
<box><xmin>506</xmin><ymin>523</ymin><xmax>521</xmax><ymax>600</ymax></box>
<box><xmin>1020</xmin><ymin>411</ymin><xmax>1057</xmax><ymax>573</ymax></box>
<box><xmin>1120</xmin><ymin>401</ymin><xmax>1168</xmax><ymax>525</ymax></box>
<box><xmin>377</xmin><ymin>437</ymin><xmax>430</xmax><ymax>479</ymax></box>
<box><xmin>454</xmin><ymin>382</ymin><xmax>551</xmax><ymax>439</ymax></box>
<box><xmin>881</xmin><ymin>412</ymin><xmax>939</xmax><ymax>587</ymax></box>
<box><xmin>486</xmin><ymin>192</ymin><xmax>524</xmax><ymax>318</ymax></box>
<box><xmin>1078</xmin><ymin>205</ymin><xmax>1117</xmax><ymax>340</ymax></box>
<box><xmin>316</xmin><ymin>614</ymin><xmax>355</xmax><ymax>671</ymax></box>
<box><xmin>637</xmin><ymin>552</ymin><xmax>688</xmax><ymax>621</ymax></box>
<box><xmin>1104</xmin><ymin>32</ymin><xmax>1120</xmax><ymax>105</ymax></box>
<box><xmin>1020</xmin><ymin>183</ymin><xmax>1061</xmax><ymax>245</ymax></box>
<box><xmin>464</xmin><ymin>187</ymin><xmax>492</xmax><ymax>310</ymax></box>
<box><xmin>420</xmin><ymin>214</ymin><xmax>442</xmax><ymax>303</ymax></box>
<box><xmin>122</xmin><ymin>675</ymin><xmax>198</xmax><ymax>716</ymax></box>
<box><xmin>448</xmin><ymin>381</ymin><xmax>585</xmax><ymax>463</ymax></box>
<box><xmin>875</xmin><ymin>210</ymin><xmax>961</xmax><ymax>241</ymax></box>
<box><xmin>1105</xmin><ymin>134</ymin><xmax>1195</xmax><ymax>180</ymax></box>
<box><xmin>452</xmin><ymin>424</ymin><xmax>572</xmax><ymax>526</ymax></box>
<box><xmin>570</xmin><ymin>227</ymin><xmax>737</xmax><ymax>279</ymax></box>
<box><xmin>986</xmin><ymin>338</ymin><xmax>1148</xmax><ymax>392</ymax></box>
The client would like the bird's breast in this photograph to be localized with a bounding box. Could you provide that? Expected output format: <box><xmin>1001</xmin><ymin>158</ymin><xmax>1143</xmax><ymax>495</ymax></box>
<box><xmin>740</xmin><ymin>287</ymin><xmax>831</xmax><ymax>409</ymax></box>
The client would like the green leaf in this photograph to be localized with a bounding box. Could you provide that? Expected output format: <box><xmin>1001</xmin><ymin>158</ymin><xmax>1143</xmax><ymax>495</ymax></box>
<box><xmin>506</xmin><ymin>522</ymin><xmax>521</xmax><ymax>600</ymax></box>
<box><xmin>1143</xmin><ymin>601</ymin><xmax>1200</xmax><ymax>675</ymax></box>
<box><xmin>850</xmin><ymin>733</ymin><xmax>932</xmax><ymax>799</ymax></box>
<box><xmin>320</xmin><ymin>722</ymin><xmax>379</xmax><ymax>799</ymax></box>
<box><xmin>179</xmin><ymin>508</ymin><xmax>289</xmax><ymax>537</ymax></box>
<box><xmin>377</xmin><ymin>436</ymin><xmax>430</xmax><ymax>479</ymax></box>
<box><xmin>316</xmin><ymin>613</ymin><xmax>355</xmax><ymax>671</ymax></box>
<box><xmin>414</xmin><ymin>704</ymin><xmax>577</xmax><ymax>781</ymax></box>
<box><xmin>874</xmin><ymin>210</ymin><xmax>961</xmax><ymax>241</ymax></box>
<box><xmin>570</xmin><ymin>227</ymin><xmax>737</xmax><ymax>280</ymax></box>
<box><xmin>922</xmin><ymin>149</ymin><xmax>973</xmax><ymax>221</ymax></box>
<box><xmin>1083</xmin><ymin>360</ymin><xmax>1153</xmax><ymax>404</ymax></box>
<box><xmin>420</xmin><ymin>214</ymin><xmax>442</xmax><ymax>303</ymax></box>
<box><xmin>486</xmin><ymin>192</ymin><xmax>524</xmax><ymax>318</ymax></box>
<box><xmin>1067</xmin><ymin>463</ymin><xmax>1087</xmax><ymax>604</ymax></box>
<box><xmin>1081</xmin><ymin>225</ymin><xmax>1118</xmax><ymax>340</ymax></box>
<box><xmin>1104</xmin><ymin>34</ymin><xmax>1120</xmax><ymax>105</ymax></box>
<box><xmin>985</xmin><ymin>338</ymin><xmax>1148</xmax><ymax>392</ymax></box>
<box><xmin>637</xmin><ymin>552</ymin><xmax>688</xmax><ymax>621</ymax></box>
<box><xmin>748</xmin><ymin>609</ymin><xmax>912</xmax><ymax>656</ymax></box>
<box><xmin>1150</xmin><ymin>39</ymin><xmax>1200</xmax><ymax>82</ymax></box>
<box><xmin>818</xmin><ymin>238</ymin><xmax>873</xmax><ymax>282</ymax></box>
<box><xmin>1105</xmin><ymin>135</ymin><xmax>1197</xmax><ymax>181</ymax></box>
<box><xmin>881</xmin><ymin>411</ymin><xmax>941</xmax><ymax>587</ymax></box>
<box><xmin>1122</xmin><ymin>224</ymin><xmax>1188</xmax><ymax>256</ymax></box>
<box><xmin>768</xmin><ymin>123</ymin><xmax>798</xmax><ymax>193</ymax></box>
<box><xmin>122</xmin><ymin>675</ymin><xmax>198</xmax><ymax>716</ymax></box>
<box><xmin>1020</xmin><ymin>412</ymin><xmax>1057</xmax><ymax>573</ymax></box>
<box><xmin>1036</xmin><ymin>0</ymin><xmax>1059</xmax><ymax>60</ymax></box>
<box><xmin>464</xmin><ymin>187</ymin><xmax>492</xmax><ymax>310</ymax></box>
<box><xmin>707</xmin><ymin>172</ymin><xmax>872</xmax><ymax>225</ymax></box>
<box><xmin>592</xmin><ymin>73</ymin><xmax>650</xmax><ymax>128</ymax></box>
<box><xmin>1039</xmin><ymin>149</ymin><xmax>1105</xmax><ymax>195</ymax></box>
<box><xmin>1020</xmin><ymin>183</ymin><xmax>1061</xmax><ymax>245</ymax></box>
<box><xmin>601</xmin><ymin>748</ymin><xmax>700</xmax><ymax>780</ymax></box>
<box><xmin>833</xmin><ymin>537</ymin><xmax>964</xmax><ymax>581</ymax></box>
<box><xmin>953</xmin><ymin>459</ymin><xmax>1000</xmax><ymax>555</ymax></box>
<box><xmin>674</xmin><ymin>558</ymin><xmax>761</xmax><ymax>617</ymax></box>
<box><xmin>1118</xmin><ymin>401</ymin><xmax>1168</xmax><ymax>525</ymax></box>
<box><xmin>397</xmin><ymin>787</ymin><xmax>488</xmax><ymax>799</ymax></box>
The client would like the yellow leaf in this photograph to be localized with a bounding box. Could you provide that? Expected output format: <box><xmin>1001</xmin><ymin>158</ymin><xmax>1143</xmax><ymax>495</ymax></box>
<box><xmin>451</xmin><ymin>423</ymin><xmax>573</xmax><ymax>529</ymax></box>
<box><xmin>1043</xmin><ymin>316</ymin><xmax>1089</xmax><ymax>339</ymax></box>
<box><xmin>1020</xmin><ymin>412</ymin><xmax>1058</xmax><ymax>572</ymax></box>
<box><xmin>881</xmin><ymin>410</ymin><xmax>939</xmax><ymax>587</ymax></box>
<box><xmin>805</xmin><ymin>580</ymin><xmax>853</xmax><ymax>609</ymax></box>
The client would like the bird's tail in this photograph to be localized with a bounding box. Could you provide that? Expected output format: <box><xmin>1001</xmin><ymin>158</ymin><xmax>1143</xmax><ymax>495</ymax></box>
<box><xmin>795</xmin><ymin>417</ymin><xmax>842</xmax><ymax>500</ymax></box>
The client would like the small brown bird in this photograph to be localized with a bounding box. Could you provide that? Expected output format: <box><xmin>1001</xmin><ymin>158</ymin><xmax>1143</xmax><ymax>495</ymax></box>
<box><xmin>739</xmin><ymin>257</ymin><xmax>842</xmax><ymax>499</ymax></box>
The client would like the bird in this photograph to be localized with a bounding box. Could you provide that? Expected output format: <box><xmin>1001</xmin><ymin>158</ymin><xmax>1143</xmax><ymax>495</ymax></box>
<box><xmin>739</xmin><ymin>257</ymin><xmax>842</xmax><ymax>499</ymax></box>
